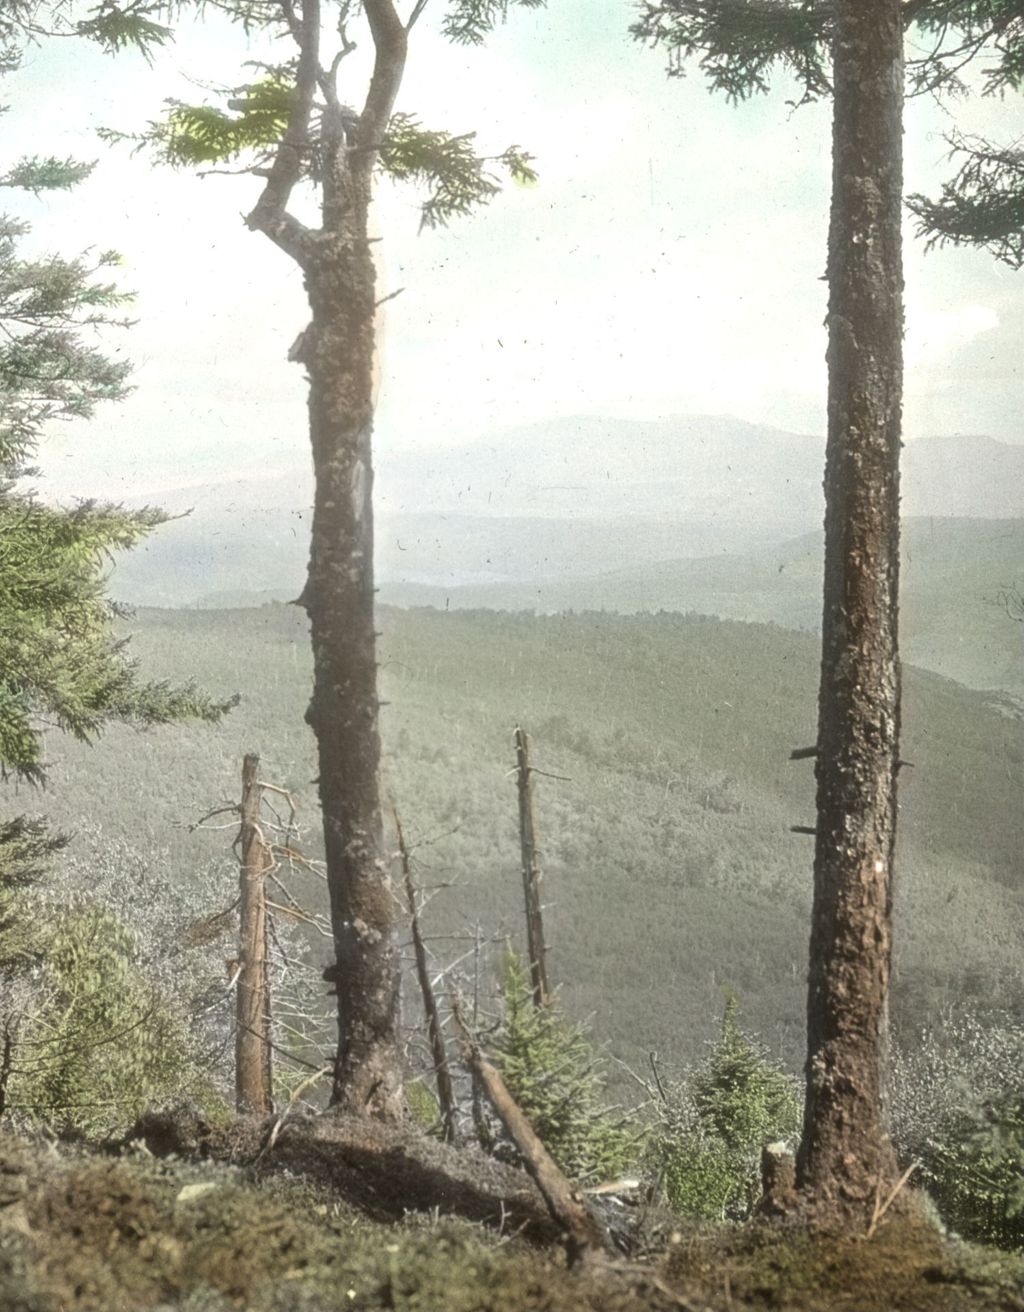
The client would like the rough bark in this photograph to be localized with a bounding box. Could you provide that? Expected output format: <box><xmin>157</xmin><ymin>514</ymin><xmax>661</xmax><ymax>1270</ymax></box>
<box><xmin>236</xmin><ymin>752</ymin><xmax>273</xmax><ymax>1115</ymax></box>
<box><xmin>514</xmin><ymin>727</ymin><xmax>550</xmax><ymax>1008</ymax></box>
<box><xmin>797</xmin><ymin>0</ymin><xmax>904</xmax><ymax>1215</ymax></box>
<box><xmin>300</xmin><ymin>178</ymin><xmax>401</xmax><ymax>1117</ymax></box>
<box><xmin>246</xmin><ymin>0</ymin><xmax>408</xmax><ymax>1120</ymax></box>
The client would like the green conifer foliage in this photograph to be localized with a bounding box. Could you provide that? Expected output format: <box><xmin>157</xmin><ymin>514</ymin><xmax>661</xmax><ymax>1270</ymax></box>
<box><xmin>891</xmin><ymin>1013</ymin><xmax>1024</xmax><ymax>1249</ymax></box>
<box><xmin>490</xmin><ymin>950</ymin><xmax>638</xmax><ymax>1186</ymax></box>
<box><xmin>656</xmin><ymin>996</ymin><xmax>800</xmax><ymax>1220</ymax></box>
<box><xmin>925</xmin><ymin>1094</ymin><xmax>1024</xmax><ymax>1249</ymax></box>
<box><xmin>0</xmin><ymin>222</ymin><xmax>235</xmax><ymax>782</ymax></box>
<box><xmin>632</xmin><ymin>1</ymin><xmax>1024</xmax><ymax>266</ymax></box>
<box><xmin>0</xmin><ymin>12</ymin><xmax>234</xmax><ymax>1093</ymax></box>
<box><xmin>0</xmin><ymin>817</ymin><xmax>65</xmax><ymax>969</ymax></box>
<box><xmin>0</xmin><ymin>4</ymin><xmax>234</xmax><ymax>789</ymax></box>
<box><xmin>8</xmin><ymin>905</ymin><xmax>221</xmax><ymax>1136</ymax></box>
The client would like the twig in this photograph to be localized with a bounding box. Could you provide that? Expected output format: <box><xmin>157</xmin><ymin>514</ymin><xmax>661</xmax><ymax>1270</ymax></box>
<box><xmin>648</xmin><ymin>1051</ymin><xmax>669</xmax><ymax>1105</ymax></box>
<box><xmin>188</xmin><ymin>804</ymin><xmax>239</xmax><ymax>832</ymax></box>
<box><xmin>265</xmin><ymin>899</ymin><xmax>333</xmax><ymax>937</ymax></box>
<box><xmin>195</xmin><ymin>963</ymin><xmax>243</xmax><ymax>1015</ymax></box>
<box><xmin>407</xmin><ymin>0</ymin><xmax>430</xmax><ymax>29</ymax></box>
<box><xmin>609</xmin><ymin>1053</ymin><xmax>660</xmax><ymax>1103</ymax></box>
<box><xmin>866</xmin><ymin>1165</ymin><xmax>918</xmax><ymax>1233</ymax></box>
<box><xmin>260</xmin><ymin>1065</ymin><xmax>333</xmax><ymax>1157</ymax></box>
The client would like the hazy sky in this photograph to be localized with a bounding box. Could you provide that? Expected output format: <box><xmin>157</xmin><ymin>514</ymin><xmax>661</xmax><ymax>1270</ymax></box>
<box><xmin>6</xmin><ymin>0</ymin><xmax>1022</xmax><ymax>503</ymax></box>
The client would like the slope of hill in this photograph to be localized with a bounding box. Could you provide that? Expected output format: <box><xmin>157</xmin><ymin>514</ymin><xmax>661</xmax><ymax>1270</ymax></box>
<box><xmin>382</xmin><ymin>518</ymin><xmax>1024</xmax><ymax>693</ymax></box>
<box><xmin>20</xmin><ymin>605</ymin><xmax>1023</xmax><ymax>1082</ymax></box>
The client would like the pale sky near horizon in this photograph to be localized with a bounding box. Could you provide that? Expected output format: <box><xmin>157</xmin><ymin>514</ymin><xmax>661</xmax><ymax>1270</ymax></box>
<box><xmin>5</xmin><ymin>0</ymin><xmax>1023</xmax><ymax>504</ymax></box>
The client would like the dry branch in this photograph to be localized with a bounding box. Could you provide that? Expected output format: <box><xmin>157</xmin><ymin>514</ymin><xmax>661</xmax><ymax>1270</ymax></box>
<box><xmin>237</xmin><ymin>753</ymin><xmax>273</xmax><ymax>1115</ymax></box>
<box><xmin>514</xmin><ymin>726</ymin><xmax>551</xmax><ymax>1008</ymax></box>
<box><xmin>392</xmin><ymin>801</ymin><xmax>459</xmax><ymax>1144</ymax></box>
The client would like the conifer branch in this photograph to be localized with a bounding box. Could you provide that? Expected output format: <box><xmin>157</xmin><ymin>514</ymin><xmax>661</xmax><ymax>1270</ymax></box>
<box><xmin>908</xmin><ymin>132</ymin><xmax>1024</xmax><ymax>268</ymax></box>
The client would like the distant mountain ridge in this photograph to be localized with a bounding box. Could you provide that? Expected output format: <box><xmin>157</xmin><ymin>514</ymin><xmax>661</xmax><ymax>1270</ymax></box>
<box><xmin>378</xmin><ymin>417</ymin><xmax>1024</xmax><ymax>522</ymax></box>
<box><xmin>106</xmin><ymin>417</ymin><xmax>1024</xmax><ymax>608</ymax></box>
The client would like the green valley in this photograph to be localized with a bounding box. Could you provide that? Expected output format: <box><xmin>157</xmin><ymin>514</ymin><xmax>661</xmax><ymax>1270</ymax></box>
<box><xmin>29</xmin><ymin>603</ymin><xmax>1023</xmax><ymax>1084</ymax></box>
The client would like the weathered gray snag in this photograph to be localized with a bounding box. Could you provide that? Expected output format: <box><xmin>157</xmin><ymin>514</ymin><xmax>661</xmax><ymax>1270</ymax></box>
<box><xmin>393</xmin><ymin>803</ymin><xmax>459</xmax><ymax>1144</ymax></box>
<box><xmin>798</xmin><ymin>0</ymin><xmax>904</xmax><ymax>1216</ymax></box>
<box><xmin>514</xmin><ymin>727</ymin><xmax>550</xmax><ymax>1008</ymax></box>
<box><xmin>236</xmin><ymin>752</ymin><xmax>273</xmax><ymax>1115</ymax></box>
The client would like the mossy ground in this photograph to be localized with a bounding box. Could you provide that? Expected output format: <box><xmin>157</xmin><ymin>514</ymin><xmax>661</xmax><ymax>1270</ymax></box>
<box><xmin>0</xmin><ymin>1136</ymin><xmax>1021</xmax><ymax>1311</ymax></box>
<box><xmin>662</xmin><ymin>1214</ymin><xmax>1024</xmax><ymax>1310</ymax></box>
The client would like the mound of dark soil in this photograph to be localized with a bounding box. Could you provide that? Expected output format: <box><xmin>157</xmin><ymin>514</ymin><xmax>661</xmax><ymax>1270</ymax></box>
<box><xmin>0</xmin><ymin>1127</ymin><xmax>1021</xmax><ymax>1311</ymax></box>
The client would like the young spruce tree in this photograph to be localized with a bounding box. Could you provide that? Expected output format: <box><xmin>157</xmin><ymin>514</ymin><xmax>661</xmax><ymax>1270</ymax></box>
<box><xmin>656</xmin><ymin>995</ymin><xmax>801</xmax><ymax>1221</ymax></box>
<box><xmin>491</xmin><ymin>950</ymin><xmax>637</xmax><ymax>1187</ymax></box>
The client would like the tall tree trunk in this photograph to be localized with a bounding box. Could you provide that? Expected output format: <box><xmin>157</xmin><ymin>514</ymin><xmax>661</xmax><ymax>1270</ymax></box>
<box><xmin>797</xmin><ymin>0</ymin><xmax>904</xmax><ymax>1215</ymax></box>
<box><xmin>299</xmin><ymin>159</ymin><xmax>401</xmax><ymax>1120</ymax></box>
<box><xmin>244</xmin><ymin>0</ymin><xmax>408</xmax><ymax>1121</ymax></box>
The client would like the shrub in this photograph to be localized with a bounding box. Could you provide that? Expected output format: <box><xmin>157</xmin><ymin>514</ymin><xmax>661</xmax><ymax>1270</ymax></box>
<box><xmin>405</xmin><ymin>1076</ymin><xmax>444</xmax><ymax>1136</ymax></box>
<box><xmin>489</xmin><ymin>950</ymin><xmax>638</xmax><ymax>1185</ymax></box>
<box><xmin>9</xmin><ymin>904</ymin><xmax>222</xmax><ymax>1136</ymax></box>
<box><xmin>891</xmin><ymin>1010</ymin><xmax>1024</xmax><ymax>1248</ymax></box>
<box><xmin>654</xmin><ymin>995</ymin><xmax>801</xmax><ymax>1221</ymax></box>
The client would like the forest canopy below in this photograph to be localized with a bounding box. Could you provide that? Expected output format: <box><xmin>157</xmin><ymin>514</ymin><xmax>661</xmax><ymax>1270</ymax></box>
<box><xmin>32</xmin><ymin>602</ymin><xmax>1024</xmax><ymax>1079</ymax></box>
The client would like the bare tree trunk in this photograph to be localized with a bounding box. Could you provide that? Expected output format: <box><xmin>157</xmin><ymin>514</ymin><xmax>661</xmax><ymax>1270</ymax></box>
<box><xmin>237</xmin><ymin>753</ymin><xmax>273</xmax><ymax>1115</ymax></box>
<box><xmin>243</xmin><ymin>0</ymin><xmax>404</xmax><ymax>1121</ymax></box>
<box><xmin>797</xmin><ymin>0</ymin><xmax>904</xmax><ymax>1216</ymax></box>
<box><xmin>514</xmin><ymin>727</ymin><xmax>550</xmax><ymax>1008</ymax></box>
<box><xmin>393</xmin><ymin>804</ymin><xmax>459</xmax><ymax>1144</ymax></box>
<box><xmin>300</xmin><ymin>193</ymin><xmax>402</xmax><ymax>1118</ymax></box>
<box><xmin>470</xmin><ymin>922</ymin><xmax>494</xmax><ymax>1151</ymax></box>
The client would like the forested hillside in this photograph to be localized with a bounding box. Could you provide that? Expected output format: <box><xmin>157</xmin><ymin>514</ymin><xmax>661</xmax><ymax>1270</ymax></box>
<box><xmin>383</xmin><ymin>517</ymin><xmax>1024</xmax><ymax>694</ymax></box>
<box><xmin>31</xmin><ymin>603</ymin><xmax>1023</xmax><ymax>1080</ymax></box>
